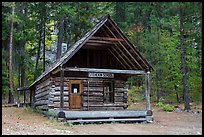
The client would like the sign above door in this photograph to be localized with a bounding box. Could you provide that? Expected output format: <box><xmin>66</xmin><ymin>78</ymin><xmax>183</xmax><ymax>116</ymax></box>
<box><xmin>88</xmin><ymin>72</ymin><xmax>114</xmax><ymax>78</ymax></box>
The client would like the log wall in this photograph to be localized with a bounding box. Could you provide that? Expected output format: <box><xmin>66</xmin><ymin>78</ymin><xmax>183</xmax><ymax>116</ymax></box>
<box><xmin>82</xmin><ymin>79</ymin><xmax>128</xmax><ymax>110</ymax></box>
<box><xmin>48</xmin><ymin>77</ymin><xmax>69</xmax><ymax>110</ymax></box>
<box><xmin>34</xmin><ymin>78</ymin><xmax>52</xmax><ymax>110</ymax></box>
<box><xmin>34</xmin><ymin>76</ymin><xmax>128</xmax><ymax>111</ymax></box>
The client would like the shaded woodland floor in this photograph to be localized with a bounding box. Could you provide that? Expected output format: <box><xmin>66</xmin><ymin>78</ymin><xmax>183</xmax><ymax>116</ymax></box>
<box><xmin>2</xmin><ymin>103</ymin><xmax>202</xmax><ymax>135</ymax></box>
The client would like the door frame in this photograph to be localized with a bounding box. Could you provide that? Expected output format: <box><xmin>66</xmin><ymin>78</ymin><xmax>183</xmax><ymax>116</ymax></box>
<box><xmin>69</xmin><ymin>80</ymin><xmax>83</xmax><ymax>110</ymax></box>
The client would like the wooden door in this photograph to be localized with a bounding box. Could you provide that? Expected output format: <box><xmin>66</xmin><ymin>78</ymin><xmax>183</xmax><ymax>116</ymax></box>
<box><xmin>69</xmin><ymin>80</ymin><xmax>83</xmax><ymax>110</ymax></box>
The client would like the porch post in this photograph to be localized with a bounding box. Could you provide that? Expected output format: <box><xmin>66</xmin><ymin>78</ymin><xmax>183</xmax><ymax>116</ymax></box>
<box><xmin>17</xmin><ymin>89</ymin><xmax>20</xmax><ymax>107</ymax></box>
<box><xmin>60</xmin><ymin>66</ymin><xmax>64</xmax><ymax>111</ymax></box>
<box><xmin>23</xmin><ymin>89</ymin><xmax>26</xmax><ymax>106</ymax></box>
<box><xmin>145</xmin><ymin>71</ymin><xmax>151</xmax><ymax>111</ymax></box>
<box><xmin>87</xmin><ymin>80</ymin><xmax>90</xmax><ymax>110</ymax></box>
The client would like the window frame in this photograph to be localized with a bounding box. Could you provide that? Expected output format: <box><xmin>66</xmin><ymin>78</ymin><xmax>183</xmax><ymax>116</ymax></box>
<box><xmin>103</xmin><ymin>80</ymin><xmax>114</xmax><ymax>103</ymax></box>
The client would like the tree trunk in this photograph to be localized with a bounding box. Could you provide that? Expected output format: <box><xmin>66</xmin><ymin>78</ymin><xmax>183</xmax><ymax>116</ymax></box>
<box><xmin>43</xmin><ymin>18</ymin><xmax>46</xmax><ymax>72</ymax></box>
<box><xmin>18</xmin><ymin>40</ymin><xmax>27</xmax><ymax>89</ymax></box>
<box><xmin>34</xmin><ymin>30</ymin><xmax>42</xmax><ymax>81</ymax></box>
<box><xmin>43</xmin><ymin>4</ymin><xmax>46</xmax><ymax>72</ymax></box>
<box><xmin>179</xmin><ymin>4</ymin><xmax>190</xmax><ymax>111</ymax></box>
<box><xmin>115</xmin><ymin>2</ymin><xmax>126</xmax><ymax>23</ymax></box>
<box><xmin>8</xmin><ymin>2</ymin><xmax>15</xmax><ymax>104</ymax></box>
<box><xmin>56</xmin><ymin>15</ymin><xmax>64</xmax><ymax>60</ymax></box>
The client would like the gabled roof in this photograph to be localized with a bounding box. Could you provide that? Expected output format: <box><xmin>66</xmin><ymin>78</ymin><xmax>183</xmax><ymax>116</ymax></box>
<box><xmin>29</xmin><ymin>15</ymin><xmax>153</xmax><ymax>88</ymax></box>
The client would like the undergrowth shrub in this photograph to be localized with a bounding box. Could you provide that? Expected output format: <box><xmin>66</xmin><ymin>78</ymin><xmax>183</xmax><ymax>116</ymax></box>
<box><xmin>155</xmin><ymin>101</ymin><xmax>173</xmax><ymax>112</ymax></box>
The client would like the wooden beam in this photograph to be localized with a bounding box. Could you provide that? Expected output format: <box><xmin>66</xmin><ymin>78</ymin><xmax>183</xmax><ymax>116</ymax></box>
<box><xmin>64</xmin><ymin>67</ymin><xmax>146</xmax><ymax>75</ymax></box>
<box><xmin>104</xmin><ymin>23</ymin><xmax>143</xmax><ymax>70</ymax></box>
<box><xmin>82</xmin><ymin>45</ymin><xmax>108</xmax><ymax>50</ymax></box>
<box><xmin>17</xmin><ymin>86</ymin><xmax>29</xmax><ymax>91</ymax></box>
<box><xmin>87</xmin><ymin>49</ymin><xmax>90</xmax><ymax>68</ymax></box>
<box><xmin>60</xmin><ymin>67</ymin><xmax>64</xmax><ymax>111</ymax></box>
<box><xmin>17</xmin><ymin>90</ymin><xmax>20</xmax><ymax>107</ymax></box>
<box><xmin>87</xmin><ymin>39</ymin><xmax>116</xmax><ymax>44</ymax></box>
<box><xmin>52</xmin><ymin>67</ymin><xmax>61</xmax><ymax>75</ymax></box>
<box><xmin>84</xmin><ymin>42</ymin><xmax>111</xmax><ymax>47</ymax></box>
<box><xmin>100</xmin><ymin>27</ymin><xmax>134</xmax><ymax>70</ymax></box>
<box><xmin>108</xmin><ymin>49</ymin><xmax>128</xmax><ymax>70</ymax></box>
<box><xmin>145</xmin><ymin>71</ymin><xmax>150</xmax><ymax>111</ymax></box>
<box><xmin>111</xmin><ymin>46</ymin><xmax>133</xmax><ymax>70</ymax></box>
<box><xmin>90</xmin><ymin>36</ymin><xmax>124</xmax><ymax>42</ymax></box>
<box><xmin>107</xmin><ymin>19</ymin><xmax>150</xmax><ymax>69</ymax></box>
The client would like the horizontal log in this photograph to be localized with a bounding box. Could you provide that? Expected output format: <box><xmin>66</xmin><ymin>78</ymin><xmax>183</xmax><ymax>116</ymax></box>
<box><xmin>35</xmin><ymin>90</ymin><xmax>50</xmax><ymax>99</ymax></box>
<box><xmin>114</xmin><ymin>96</ymin><xmax>124</xmax><ymax>101</ymax></box>
<box><xmin>83</xmin><ymin>84</ymin><xmax>103</xmax><ymax>87</ymax></box>
<box><xmin>115</xmin><ymin>80</ymin><xmax>126</xmax><ymax>83</ymax></box>
<box><xmin>83</xmin><ymin>107</ymin><xmax>125</xmax><ymax>111</ymax></box>
<box><xmin>35</xmin><ymin>105</ymin><xmax>48</xmax><ymax>110</ymax></box>
<box><xmin>53</xmin><ymin>96</ymin><xmax>69</xmax><ymax>102</ymax></box>
<box><xmin>83</xmin><ymin>102</ymin><xmax>104</xmax><ymax>106</ymax></box>
<box><xmin>54</xmin><ymin>92</ymin><xmax>69</xmax><ymax>96</ymax></box>
<box><xmin>114</xmin><ymin>81</ymin><xmax>127</xmax><ymax>88</ymax></box>
<box><xmin>54</xmin><ymin>86</ymin><xmax>69</xmax><ymax>91</ymax></box>
<box><xmin>54</xmin><ymin>102</ymin><xmax>69</xmax><ymax>108</ymax></box>
<box><xmin>83</xmin><ymin>96</ymin><xmax>103</xmax><ymax>100</ymax></box>
<box><xmin>36</xmin><ymin>83</ymin><xmax>51</xmax><ymax>92</ymax></box>
<box><xmin>54</xmin><ymin>82</ymin><xmax>68</xmax><ymax>86</ymax></box>
<box><xmin>17</xmin><ymin>86</ymin><xmax>29</xmax><ymax>91</ymax></box>
<box><xmin>83</xmin><ymin>87</ymin><xmax>103</xmax><ymax>92</ymax></box>
<box><xmin>86</xmin><ymin>39</ymin><xmax>116</xmax><ymax>45</ymax></box>
<box><xmin>35</xmin><ymin>94</ymin><xmax>49</xmax><ymax>102</ymax></box>
<box><xmin>83</xmin><ymin>92</ymin><xmax>103</xmax><ymax>96</ymax></box>
<box><xmin>114</xmin><ymin>88</ymin><xmax>128</xmax><ymax>93</ymax></box>
<box><xmin>115</xmin><ymin>93</ymin><xmax>124</xmax><ymax>96</ymax></box>
<box><xmin>36</xmin><ymin>79</ymin><xmax>51</xmax><ymax>90</ymax></box>
<box><xmin>53</xmin><ymin>77</ymin><xmax>69</xmax><ymax>82</ymax></box>
<box><xmin>90</xmin><ymin>36</ymin><xmax>125</xmax><ymax>42</ymax></box>
<box><xmin>73</xmin><ymin>109</ymin><xmax>147</xmax><ymax>119</ymax></box>
<box><xmin>84</xmin><ymin>80</ymin><xmax>104</xmax><ymax>83</ymax></box>
<box><xmin>36</xmin><ymin>85</ymin><xmax>51</xmax><ymax>94</ymax></box>
<box><xmin>64</xmin><ymin>67</ymin><xmax>146</xmax><ymax>75</ymax></box>
<box><xmin>35</xmin><ymin>100</ymin><xmax>49</xmax><ymax>106</ymax></box>
<box><xmin>83</xmin><ymin>80</ymin><xmax>103</xmax><ymax>83</ymax></box>
<box><xmin>83</xmin><ymin>103</ymin><xmax>127</xmax><ymax>107</ymax></box>
<box><xmin>83</xmin><ymin>99</ymin><xmax>104</xmax><ymax>102</ymax></box>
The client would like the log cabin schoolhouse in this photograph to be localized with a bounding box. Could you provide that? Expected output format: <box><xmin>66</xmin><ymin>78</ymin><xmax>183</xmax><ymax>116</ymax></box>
<box><xmin>28</xmin><ymin>15</ymin><xmax>153</xmax><ymax>123</ymax></box>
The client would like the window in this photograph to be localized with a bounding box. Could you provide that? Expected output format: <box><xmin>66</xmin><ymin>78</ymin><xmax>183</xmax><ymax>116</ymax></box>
<box><xmin>69</xmin><ymin>80</ymin><xmax>82</xmax><ymax>94</ymax></box>
<box><xmin>71</xmin><ymin>84</ymin><xmax>80</xmax><ymax>93</ymax></box>
<box><xmin>103</xmin><ymin>81</ymin><xmax>114</xmax><ymax>103</ymax></box>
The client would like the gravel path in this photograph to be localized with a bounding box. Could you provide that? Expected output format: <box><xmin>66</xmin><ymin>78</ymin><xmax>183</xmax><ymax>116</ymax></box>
<box><xmin>2</xmin><ymin>106</ymin><xmax>202</xmax><ymax>135</ymax></box>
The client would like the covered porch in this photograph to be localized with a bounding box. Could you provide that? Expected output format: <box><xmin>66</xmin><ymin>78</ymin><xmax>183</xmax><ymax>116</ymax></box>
<box><xmin>52</xmin><ymin>67</ymin><xmax>152</xmax><ymax>124</ymax></box>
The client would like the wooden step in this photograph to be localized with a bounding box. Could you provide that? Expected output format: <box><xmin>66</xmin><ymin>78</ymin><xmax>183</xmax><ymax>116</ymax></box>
<box><xmin>67</xmin><ymin>117</ymin><xmax>147</xmax><ymax>124</ymax></box>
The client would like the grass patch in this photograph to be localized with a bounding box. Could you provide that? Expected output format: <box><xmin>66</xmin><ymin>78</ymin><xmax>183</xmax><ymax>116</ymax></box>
<box><xmin>23</xmin><ymin>106</ymin><xmax>44</xmax><ymax>115</ymax></box>
<box><xmin>155</xmin><ymin>101</ymin><xmax>173</xmax><ymax>112</ymax></box>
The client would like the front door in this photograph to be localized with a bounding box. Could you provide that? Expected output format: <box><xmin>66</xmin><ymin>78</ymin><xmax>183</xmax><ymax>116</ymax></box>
<box><xmin>69</xmin><ymin>80</ymin><xmax>83</xmax><ymax>110</ymax></box>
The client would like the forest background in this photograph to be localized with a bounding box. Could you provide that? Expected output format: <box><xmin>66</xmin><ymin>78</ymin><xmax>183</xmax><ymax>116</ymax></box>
<box><xmin>2</xmin><ymin>2</ymin><xmax>202</xmax><ymax>110</ymax></box>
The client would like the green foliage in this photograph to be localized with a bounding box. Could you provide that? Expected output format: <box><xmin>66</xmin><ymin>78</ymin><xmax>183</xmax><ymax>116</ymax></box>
<box><xmin>155</xmin><ymin>101</ymin><xmax>164</xmax><ymax>107</ymax></box>
<box><xmin>2</xmin><ymin>2</ymin><xmax>202</xmax><ymax>106</ymax></box>
<box><xmin>128</xmin><ymin>85</ymin><xmax>145</xmax><ymax>105</ymax></box>
<box><xmin>2</xmin><ymin>49</ymin><xmax>9</xmax><ymax>97</ymax></box>
<box><xmin>163</xmin><ymin>104</ymin><xmax>173</xmax><ymax>112</ymax></box>
<box><xmin>24</xmin><ymin>106</ymin><xmax>43</xmax><ymax>114</ymax></box>
<box><xmin>155</xmin><ymin>102</ymin><xmax>173</xmax><ymax>112</ymax></box>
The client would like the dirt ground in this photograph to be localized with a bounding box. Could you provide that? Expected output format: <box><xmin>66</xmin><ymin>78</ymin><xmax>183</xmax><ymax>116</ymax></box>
<box><xmin>2</xmin><ymin>103</ymin><xmax>202</xmax><ymax>135</ymax></box>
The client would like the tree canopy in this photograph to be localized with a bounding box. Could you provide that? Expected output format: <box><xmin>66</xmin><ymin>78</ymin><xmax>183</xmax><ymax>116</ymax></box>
<box><xmin>2</xmin><ymin>2</ymin><xmax>202</xmax><ymax>109</ymax></box>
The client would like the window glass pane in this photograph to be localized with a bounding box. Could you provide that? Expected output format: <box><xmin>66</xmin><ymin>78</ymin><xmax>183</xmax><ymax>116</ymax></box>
<box><xmin>72</xmin><ymin>84</ymin><xmax>80</xmax><ymax>93</ymax></box>
<box><xmin>103</xmin><ymin>82</ymin><xmax>114</xmax><ymax>103</ymax></box>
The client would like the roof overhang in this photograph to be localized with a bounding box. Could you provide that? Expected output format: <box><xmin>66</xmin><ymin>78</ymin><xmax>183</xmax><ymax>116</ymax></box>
<box><xmin>63</xmin><ymin>67</ymin><xmax>148</xmax><ymax>75</ymax></box>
